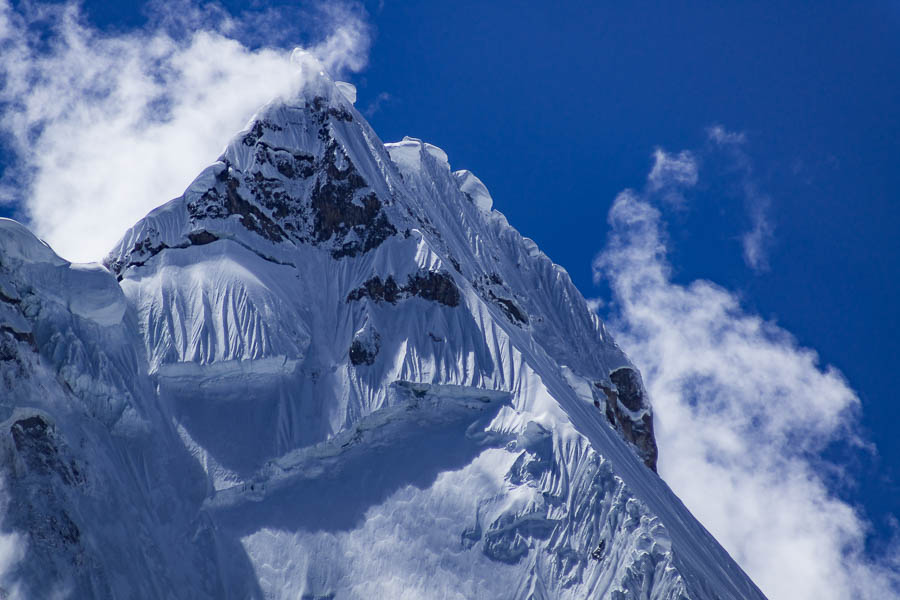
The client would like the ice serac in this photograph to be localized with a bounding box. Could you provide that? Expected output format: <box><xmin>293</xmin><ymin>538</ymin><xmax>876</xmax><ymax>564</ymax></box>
<box><xmin>0</xmin><ymin>71</ymin><xmax>767</xmax><ymax>599</ymax></box>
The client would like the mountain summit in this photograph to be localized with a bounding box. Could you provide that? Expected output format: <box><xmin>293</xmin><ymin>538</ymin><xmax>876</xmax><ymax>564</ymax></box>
<box><xmin>0</xmin><ymin>72</ymin><xmax>766</xmax><ymax>599</ymax></box>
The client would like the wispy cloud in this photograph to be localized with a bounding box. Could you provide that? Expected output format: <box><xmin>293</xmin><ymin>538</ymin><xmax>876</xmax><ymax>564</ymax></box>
<box><xmin>647</xmin><ymin>148</ymin><xmax>699</xmax><ymax>191</ymax></box>
<box><xmin>0</xmin><ymin>0</ymin><xmax>371</xmax><ymax>262</ymax></box>
<box><xmin>364</xmin><ymin>91</ymin><xmax>392</xmax><ymax>117</ymax></box>
<box><xmin>645</xmin><ymin>148</ymin><xmax>699</xmax><ymax>208</ymax></box>
<box><xmin>594</xmin><ymin>166</ymin><xmax>900</xmax><ymax>599</ymax></box>
<box><xmin>707</xmin><ymin>124</ymin><xmax>747</xmax><ymax>146</ymax></box>
<box><xmin>741</xmin><ymin>196</ymin><xmax>774</xmax><ymax>272</ymax></box>
<box><xmin>706</xmin><ymin>124</ymin><xmax>773</xmax><ymax>271</ymax></box>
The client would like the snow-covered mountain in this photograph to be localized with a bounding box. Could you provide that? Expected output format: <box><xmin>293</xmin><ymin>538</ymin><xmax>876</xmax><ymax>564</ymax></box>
<box><xmin>0</xmin><ymin>71</ymin><xmax>767</xmax><ymax>599</ymax></box>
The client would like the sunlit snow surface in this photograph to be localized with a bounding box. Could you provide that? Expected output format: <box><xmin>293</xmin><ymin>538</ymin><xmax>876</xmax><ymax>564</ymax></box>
<box><xmin>0</xmin><ymin>73</ymin><xmax>766</xmax><ymax>599</ymax></box>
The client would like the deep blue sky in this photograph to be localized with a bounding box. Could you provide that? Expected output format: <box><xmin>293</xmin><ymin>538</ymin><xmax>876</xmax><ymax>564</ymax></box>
<box><xmin>2</xmin><ymin>0</ymin><xmax>898</xmax><ymax>552</ymax></box>
<box><xmin>352</xmin><ymin>0</ymin><xmax>900</xmax><ymax>543</ymax></box>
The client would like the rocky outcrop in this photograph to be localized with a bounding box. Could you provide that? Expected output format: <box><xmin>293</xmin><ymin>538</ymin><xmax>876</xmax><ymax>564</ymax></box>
<box><xmin>11</xmin><ymin>415</ymin><xmax>84</xmax><ymax>487</ymax></box>
<box><xmin>473</xmin><ymin>273</ymin><xmax>528</xmax><ymax>326</ymax></box>
<box><xmin>349</xmin><ymin>323</ymin><xmax>380</xmax><ymax>366</ymax></box>
<box><xmin>346</xmin><ymin>270</ymin><xmax>460</xmax><ymax>307</ymax></box>
<box><xmin>202</xmin><ymin>99</ymin><xmax>397</xmax><ymax>259</ymax></box>
<box><xmin>597</xmin><ymin>368</ymin><xmax>658</xmax><ymax>471</ymax></box>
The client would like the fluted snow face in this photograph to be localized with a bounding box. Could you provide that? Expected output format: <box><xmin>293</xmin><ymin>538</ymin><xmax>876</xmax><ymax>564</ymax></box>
<box><xmin>0</xmin><ymin>74</ymin><xmax>766</xmax><ymax>599</ymax></box>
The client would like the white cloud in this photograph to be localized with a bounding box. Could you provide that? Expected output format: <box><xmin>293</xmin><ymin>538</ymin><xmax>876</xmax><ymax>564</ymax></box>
<box><xmin>708</xmin><ymin>124</ymin><xmax>747</xmax><ymax>146</ymax></box>
<box><xmin>647</xmin><ymin>148</ymin><xmax>698</xmax><ymax>192</ymax></box>
<box><xmin>307</xmin><ymin>3</ymin><xmax>370</xmax><ymax>76</ymax></box>
<box><xmin>0</xmin><ymin>531</ymin><xmax>25</xmax><ymax>599</ymax></box>
<box><xmin>584</xmin><ymin>296</ymin><xmax>605</xmax><ymax>313</ymax></box>
<box><xmin>742</xmin><ymin>196</ymin><xmax>774</xmax><ymax>272</ymax></box>
<box><xmin>364</xmin><ymin>91</ymin><xmax>392</xmax><ymax>117</ymax></box>
<box><xmin>0</xmin><ymin>0</ymin><xmax>371</xmax><ymax>263</ymax></box>
<box><xmin>594</xmin><ymin>186</ymin><xmax>900</xmax><ymax>599</ymax></box>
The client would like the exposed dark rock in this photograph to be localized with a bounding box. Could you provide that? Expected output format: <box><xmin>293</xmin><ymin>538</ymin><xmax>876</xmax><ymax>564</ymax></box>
<box><xmin>184</xmin><ymin>167</ymin><xmax>289</xmax><ymax>244</ymax></box>
<box><xmin>590</xmin><ymin>540</ymin><xmax>606</xmax><ymax>561</ymax></box>
<box><xmin>265</xmin><ymin>146</ymin><xmax>316</xmax><ymax>180</ymax></box>
<box><xmin>0</xmin><ymin>322</ymin><xmax>33</xmax><ymax>374</ymax></box>
<box><xmin>123</xmin><ymin>239</ymin><xmax>169</xmax><ymax>270</ymax></box>
<box><xmin>48</xmin><ymin>512</ymin><xmax>81</xmax><ymax>546</ymax></box>
<box><xmin>405</xmin><ymin>271</ymin><xmax>461</xmax><ymax>306</ymax></box>
<box><xmin>312</xmin><ymin>183</ymin><xmax>396</xmax><ymax>259</ymax></box>
<box><xmin>246</xmin><ymin>170</ymin><xmax>296</xmax><ymax>221</ymax></box>
<box><xmin>105</xmin><ymin>230</ymin><xmax>171</xmax><ymax>276</ymax></box>
<box><xmin>346</xmin><ymin>275</ymin><xmax>402</xmax><ymax>304</ymax></box>
<box><xmin>492</xmin><ymin>296</ymin><xmax>528</xmax><ymax>325</ymax></box>
<box><xmin>241</xmin><ymin>119</ymin><xmax>284</xmax><ymax>147</ymax></box>
<box><xmin>11</xmin><ymin>416</ymin><xmax>83</xmax><ymax>486</ymax></box>
<box><xmin>596</xmin><ymin>370</ymin><xmax>658</xmax><ymax>472</ymax></box>
<box><xmin>0</xmin><ymin>337</ymin><xmax>19</xmax><ymax>363</ymax></box>
<box><xmin>604</xmin><ymin>397</ymin><xmax>617</xmax><ymax>428</ymax></box>
<box><xmin>610</xmin><ymin>367</ymin><xmax>645</xmax><ymax>412</ymax></box>
<box><xmin>346</xmin><ymin>271</ymin><xmax>460</xmax><ymax>307</ymax></box>
<box><xmin>461</xmin><ymin>524</ymin><xmax>482</xmax><ymax>550</ymax></box>
<box><xmin>1</xmin><ymin>325</ymin><xmax>36</xmax><ymax>350</ymax></box>
<box><xmin>108</xmin><ymin>227</ymin><xmax>223</xmax><ymax>277</ymax></box>
<box><xmin>473</xmin><ymin>273</ymin><xmax>529</xmax><ymax>325</ymax></box>
<box><xmin>308</xmin><ymin>96</ymin><xmax>354</xmax><ymax>123</ymax></box>
<box><xmin>349</xmin><ymin>329</ymin><xmax>380</xmax><ymax>366</ymax></box>
<box><xmin>348</xmin><ymin>340</ymin><xmax>377</xmax><ymax>365</ymax></box>
<box><xmin>448</xmin><ymin>256</ymin><xmax>462</xmax><ymax>273</ymax></box>
<box><xmin>242</xmin><ymin>121</ymin><xmax>266</xmax><ymax>147</ymax></box>
<box><xmin>112</xmin><ymin>97</ymin><xmax>396</xmax><ymax>275</ymax></box>
<box><xmin>187</xmin><ymin>230</ymin><xmax>219</xmax><ymax>246</ymax></box>
<box><xmin>190</xmin><ymin>110</ymin><xmax>396</xmax><ymax>259</ymax></box>
<box><xmin>306</xmin><ymin>138</ymin><xmax>396</xmax><ymax>258</ymax></box>
<box><xmin>635</xmin><ymin>413</ymin><xmax>658</xmax><ymax>471</ymax></box>
<box><xmin>223</xmin><ymin>173</ymin><xmax>288</xmax><ymax>243</ymax></box>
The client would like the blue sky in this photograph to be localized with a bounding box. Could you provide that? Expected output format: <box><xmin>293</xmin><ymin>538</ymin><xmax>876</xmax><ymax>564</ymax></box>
<box><xmin>358</xmin><ymin>0</ymin><xmax>900</xmax><ymax>544</ymax></box>
<box><xmin>0</xmin><ymin>1</ymin><xmax>897</xmax><ymax>597</ymax></box>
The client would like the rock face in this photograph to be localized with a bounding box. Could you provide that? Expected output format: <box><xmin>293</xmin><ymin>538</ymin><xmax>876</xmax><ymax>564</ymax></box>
<box><xmin>597</xmin><ymin>368</ymin><xmax>658</xmax><ymax>471</ymax></box>
<box><xmin>346</xmin><ymin>270</ymin><xmax>461</xmax><ymax>306</ymax></box>
<box><xmin>0</xmin><ymin>73</ymin><xmax>767</xmax><ymax>600</ymax></box>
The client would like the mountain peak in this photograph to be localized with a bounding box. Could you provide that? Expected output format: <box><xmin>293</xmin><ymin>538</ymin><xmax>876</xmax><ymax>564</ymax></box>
<box><xmin>106</xmin><ymin>73</ymin><xmax>403</xmax><ymax>275</ymax></box>
<box><xmin>3</xmin><ymin>79</ymin><xmax>768</xmax><ymax>599</ymax></box>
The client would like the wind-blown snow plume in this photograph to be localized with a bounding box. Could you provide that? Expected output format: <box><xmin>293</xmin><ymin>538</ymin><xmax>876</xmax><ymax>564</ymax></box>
<box><xmin>0</xmin><ymin>0</ymin><xmax>371</xmax><ymax>262</ymax></box>
<box><xmin>594</xmin><ymin>161</ymin><xmax>900</xmax><ymax>599</ymax></box>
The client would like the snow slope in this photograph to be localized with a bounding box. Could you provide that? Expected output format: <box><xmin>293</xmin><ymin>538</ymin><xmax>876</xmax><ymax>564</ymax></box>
<box><xmin>0</xmin><ymin>71</ymin><xmax>767</xmax><ymax>599</ymax></box>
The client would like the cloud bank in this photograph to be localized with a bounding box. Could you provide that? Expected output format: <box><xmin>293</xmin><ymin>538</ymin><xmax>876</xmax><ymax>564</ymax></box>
<box><xmin>594</xmin><ymin>151</ymin><xmax>900</xmax><ymax>599</ymax></box>
<box><xmin>0</xmin><ymin>0</ymin><xmax>370</xmax><ymax>262</ymax></box>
